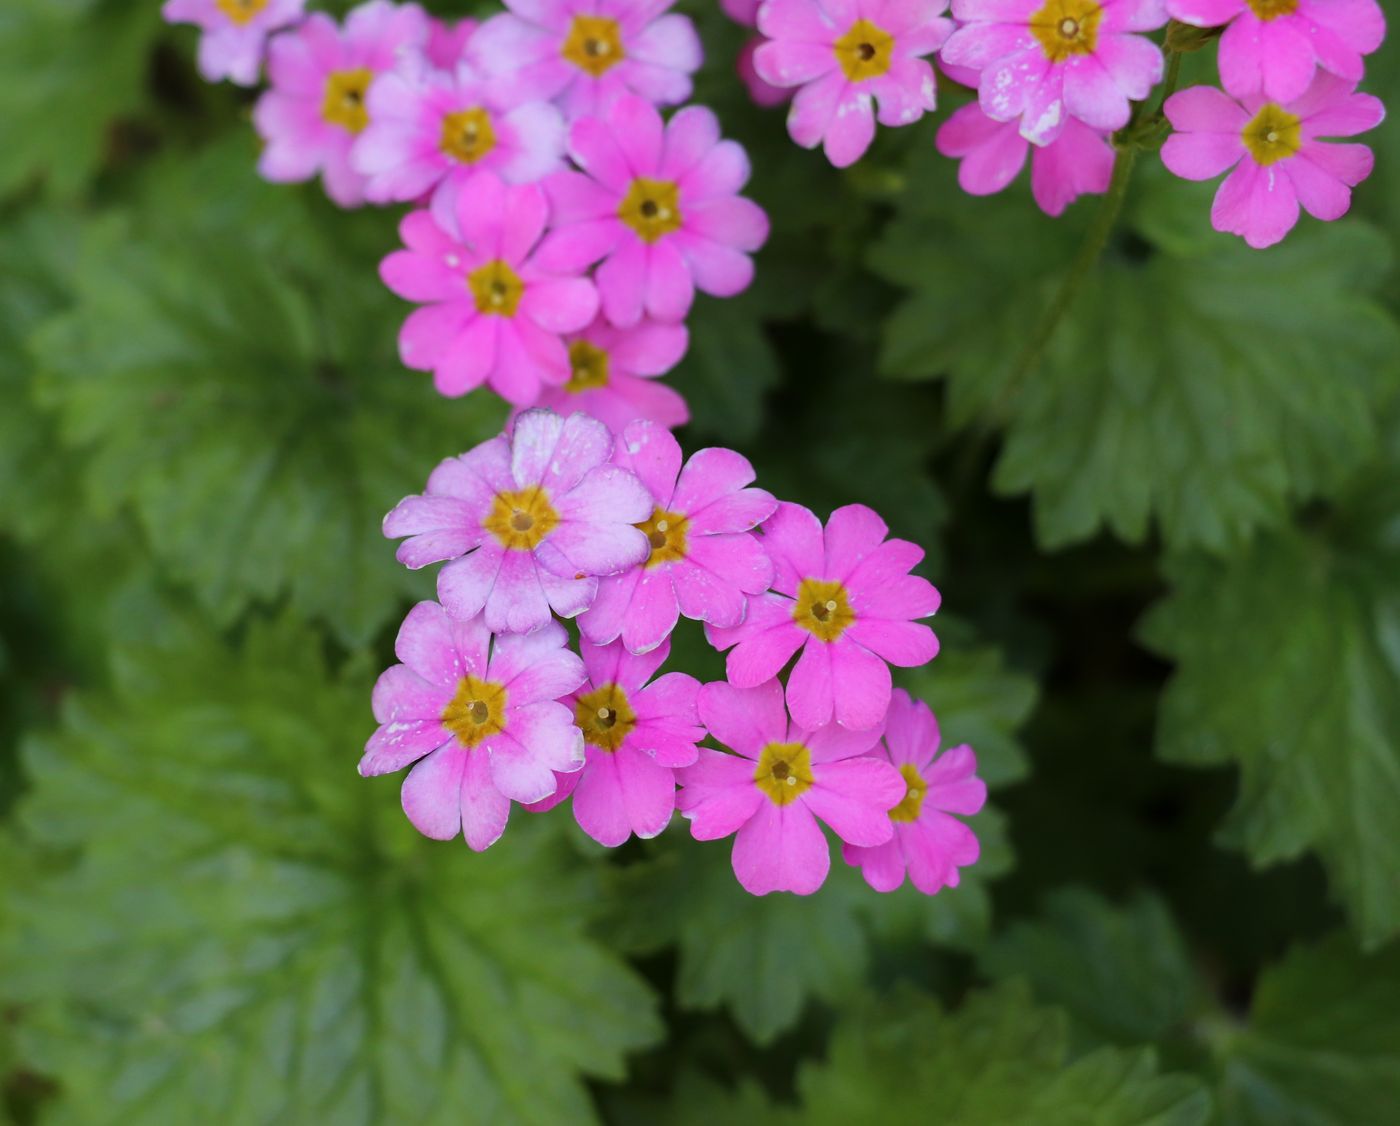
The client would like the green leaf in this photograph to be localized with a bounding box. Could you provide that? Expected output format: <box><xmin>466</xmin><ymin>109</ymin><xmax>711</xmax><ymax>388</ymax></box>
<box><xmin>981</xmin><ymin>888</ymin><xmax>1195</xmax><ymax>1045</ymax></box>
<box><xmin>1212</xmin><ymin>933</ymin><xmax>1400</xmax><ymax>1126</ymax></box>
<box><xmin>1</xmin><ymin>606</ymin><xmax>661</xmax><ymax>1124</ymax></box>
<box><xmin>31</xmin><ymin>150</ymin><xmax>505</xmax><ymax>645</ymax></box>
<box><xmin>794</xmin><ymin>983</ymin><xmax>1211</xmax><ymax>1125</ymax></box>
<box><xmin>671</xmin><ymin>294</ymin><xmax>781</xmax><ymax>444</ymax></box>
<box><xmin>0</xmin><ymin>0</ymin><xmax>162</xmax><ymax>196</ymax></box>
<box><xmin>1141</xmin><ymin>453</ymin><xmax>1400</xmax><ymax>946</ymax></box>
<box><xmin>873</xmin><ymin>150</ymin><xmax>1400</xmax><ymax>553</ymax></box>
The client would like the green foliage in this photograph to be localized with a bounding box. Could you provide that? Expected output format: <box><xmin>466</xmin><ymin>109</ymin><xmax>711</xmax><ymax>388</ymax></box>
<box><xmin>1</xmin><ymin>605</ymin><xmax>659</xmax><ymax>1124</ymax></box>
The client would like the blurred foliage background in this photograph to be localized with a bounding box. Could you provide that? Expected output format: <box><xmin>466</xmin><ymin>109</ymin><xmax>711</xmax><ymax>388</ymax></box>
<box><xmin>3</xmin><ymin>1</ymin><xmax>1400</xmax><ymax>1122</ymax></box>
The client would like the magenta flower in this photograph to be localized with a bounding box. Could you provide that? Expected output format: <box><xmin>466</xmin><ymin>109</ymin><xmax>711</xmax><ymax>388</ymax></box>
<box><xmin>738</xmin><ymin>39</ymin><xmax>794</xmax><ymax>109</ymax></box>
<box><xmin>527</xmin><ymin>639</ymin><xmax>703</xmax><ymax>845</ymax></box>
<box><xmin>1167</xmin><ymin>0</ymin><xmax>1385</xmax><ymax>104</ymax></box>
<box><xmin>841</xmin><ymin>689</ymin><xmax>986</xmax><ymax>894</ymax></box>
<box><xmin>254</xmin><ymin>1</ymin><xmax>430</xmax><ymax>206</ymax></box>
<box><xmin>527</xmin><ymin>315</ymin><xmax>691</xmax><ymax>434</ymax></box>
<box><xmin>942</xmin><ymin>0</ymin><xmax>1167</xmax><ymax>145</ymax></box>
<box><xmin>538</xmin><ymin>95</ymin><xmax>770</xmax><ymax>326</ymax></box>
<box><xmin>381</xmin><ymin>173</ymin><xmax>598</xmax><ymax>403</ymax></box>
<box><xmin>580</xmin><ymin>421</ymin><xmax>777</xmax><ymax>655</ymax></box>
<box><xmin>359</xmin><ymin>601</ymin><xmax>586</xmax><ymax>850</ymax></box>
<box><xmin>384</xmin><ymin>409</ymin><xmax>653</xmax><ymax>635</ymax></box>
<box><xmin>707</xmin><ymin>503</ymin><xmax>939</xmax><ymax>732</ymax></box>
<box><xmin>424</xmin><ymin>16</ymin><xmax>478</xmax><ymax>71</ymax></box>
<box><xmin>1161</xmin><ymin>72</ymin><xmax>1384</xmax><ymax>249</ymax></box>
<box><xmin>722</xmin><ymin>0</ymin><xmax>762</xmax><ymax>25</ymax></box>
<box><xmin>937</xmin><ymin>102</ymin><xmax>1114</xmax><ymax>215</ymax></box>
<box><xmin>754</xmin><ymin>0</ymin><xmax>952</xmax><ymax>167</ymax></box>
<box><xmin>469</xmin><ymin>0</ymin><xmax>702</xmax><ymax>120</ymax></box>
<box><xmin>353</xmin><ymin>63</ymin><xmax>566</xmax><ymax>214</ymax></box>
<box><xmin>677</xmin><ymin>679</ymin><xmax>904</xmax><ymax>895</ymax></box>
<box><xmin>162</xmin><ymin>0</ymin><xmax>305</xmax><ymax>86</ymax></box>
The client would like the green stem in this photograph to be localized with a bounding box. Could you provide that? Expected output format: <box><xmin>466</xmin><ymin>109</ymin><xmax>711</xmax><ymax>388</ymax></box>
<box><xmin>1153</xmin><ymin>38</ymin><xmax>1186</xmax><ymax>116</ymax></box>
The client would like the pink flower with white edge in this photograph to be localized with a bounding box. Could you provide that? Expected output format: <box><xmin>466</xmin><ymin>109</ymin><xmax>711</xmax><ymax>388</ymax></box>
<box><xmin>1167</xmin><ymin>0</ymin><xmax>1384</xmax><ymax>104</ymax></box>
<box><xmin>359</xmin><ymin>601</ymin><xmax>586</xmax><ymax>850</ymax></box>
<box><xmin>754</xmin><ymin>0</ymin><xmax>952</xmax><ymax>167</ymax></box>
<box><xmin>841</xmin><ymin>689</ymin><xmax>986</xmax><ymax>894</ymax></box>
<box><xmin>538</xmin><ymin>95</ymin><xmax>770</xmax><ymax>326</ymax></box>
<box><xmin>254</xmin><ymin>1</ymin><xmax>430</xmax><ymax>207</ymax></box>
<box><xmin>739</xmin><ymin>38</ymin><xmax>795</xmax><ymax>109</ymax></box>
<box><xmin>424</xmin><ymin>16</ymin><xmax>478</xmax><ymax>71</ymax></box>
<box><xmin>354</xmin><ymin>63</ymin><xmax>566</xmax><ymax>214</ymax></box>
<box><xmin>942</xmin><ymin>0</ymin><xmax>1167</xmax><ymax>145</ymax></box>
<box><xmin>937</xmin><ymin>102</ymin><xmax>1114</xmax><ymax>216</ymax></box>
<box><xmin>470</xmin><ymin>0</ymin><xmax>702</xmax><ymax>121</ymax></box>
<box><xmin>162</xmin><ymin>0</ymin><xmax>305</xmax><ymax>86</ymax></box>
<box><xmin>528</xmin><ymin>316</ymin><xmax>691</xmax><ymax>434</ymax></box>
<box><xmin>1161</xmin><ymin>72</ymin><xmax>1384</xmax><ymax>249</ymax></box>
<box><xmin>677</xmin><ymin>679</ymin><xmax>905</xmax><ymax>895</ymax></box>
<box><xmin>384</xmin><ymin>409</ymin><xmax>653</xmax><ymax>635</ymax></box>
<box><xmin>527</xmin><ymin>639</ymin><xmax>703</xmax><ymax>845</ymax></box>
<box><xmin>707</xmin><ymin>502</ymin><xmax>939</xmax><ymax>732</ymax></box>
<box><xmin>581</xmin><ymin>421</ymin><xmax>777</xmax><ymax>655</ymax></box>
<box><xmin>381</xmin><ymin>174</ymin><xmax>598</xmax><ymax>403</ymax></box>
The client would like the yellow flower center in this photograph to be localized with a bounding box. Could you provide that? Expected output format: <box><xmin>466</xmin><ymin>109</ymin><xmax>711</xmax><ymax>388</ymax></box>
<box><xmin>575</xmin><ymin>683</ymin><xmax>638</xmax><ymax>752</ymax></box>
<box><xmin>888</xmin><ymin>762</ymin><xmax>929</xmax><ymax>823</ymax></box>
<box><xmin>833</xmin><ymin>19</ymin><xmax>895</xmax><ymax>81</ymax></box>
<box><xmin>321</xmin><ymin>67</ymin><xmax>374</xmax><ymax>133</ymax></box>
<box><xmin>1246</xmin><ymin>0</ymin><xmax>1298</xmax><ymax>17</ymax></box>
<box><xmin>440</xmin><ymin>107</ymin><xmax>497</xmax><ymax>164</ymax></box>
<box><xmin>441</xmin><ymin>674</ymin><xmax>508</xmax><ymax>748</ymax></box>
<box><xmin>754</xmin><ymin>742</ymin><xmax>815</xmax><ymax>806</ymax></box>
<box><xmin>1029</xmin><ymin>0</ymin><xmax>1103</xmax><ymax>61</ymax></box>
<box><xmin>484</xmin><ymin>485</ymin><xmax>560</xmax><ymax>551</ymax></box>
<box><xmin>566</xmin><ymin>340</ymin><xmax>610</xmax><ymax>392</ymax></box>
<box><xmin>1241</xmin><ymin>103</ymin><xmax>1303</xmax><ymax>166</ymax></box>
<box><xmin>561</xmin><ymin>15</ymin><xmax>626</xmax><ymax>76</ymax></box>
<box><xmin>792</xmin><ymin>578</ymin><xmax>855</xmax><ymax>642</ymax></box>
<box><xmin>619</xmin><ymin>178</ymin><xmax>683</xmax><ymax>243</ymax></box>
<box><xmin>215</xmin><ymin>0</ymin><xmax>270</xmax><ymax>24</ymax></box>
<box><xmin>636</xmin><ymin>507</ymin><xmax>688</xmax><ymax>568</ymax></box>
<box><xmin>467</xmin><ymin>259</ymin><xmax>525</xmax><ymax>316</ymax></box>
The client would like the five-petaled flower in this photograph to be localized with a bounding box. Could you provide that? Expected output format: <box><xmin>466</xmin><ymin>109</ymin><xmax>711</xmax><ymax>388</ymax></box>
<box><xmin>162</xmin><ymin>0</ymin><xmax>307</xmax><ymax>86</ymax></box>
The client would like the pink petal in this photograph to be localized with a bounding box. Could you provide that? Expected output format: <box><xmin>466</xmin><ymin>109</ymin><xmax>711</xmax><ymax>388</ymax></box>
<box><xmin>759</xmin><ymin>502</ymin><xmax>825</xmax><ymax>593</ymax></box>
<box><xmin>598</xmin><ymin>237</ymin><xmax>649</xmax><ymax>327</ymax></box>
<box><xmin>460</xmin><ymin>749</ymin><xmax>512</xmax><ymax>851</ymax></box>
<box><xmin>697</xmin><ymin>677</ymin><xmax>788</xmax><ymax>757</ymax></box>
<box><xmin>716</xmin><ymin>596</ymin><xmax>806</xmax><ymax>686</ymax></box>
<box><xmin>572</xmin><ymin>745</ymin><xmax>678</xmax><ymax>845</ymax></box>
<box><xmin>829</xmin><ymin>639</ymin><xmax>893</xmax><ymax>731</ymax></box>
<box><xmin>401</xmin><ymin>744</ymin><xmax>468</xmax><ymax>840</ymax></box>
<box><xmin>490</xmin><ymin>622</ymin><xmax>586</xmax><ymax>703</ymax></box>
<box><xmin>845</xmin><ymin>618</ymin><xmax>939</xmax><ymax>667</ymax></box>
<box><xmin>614</xmin><ymin>418</ymin><xmax>684</xmax><ymax>505</ymax></box>
<box><xmin>804</xmin><ymin>757</ymin><xmax>904</xmax><ymax>845</ymax></box>
<box><xmin>676</xmin><ymin>749</ymin><xmax>765</xmax><ymax>838</ymax></box>
<box><xmin>786</xmin><ymin>638</ymin><xmax>834</xmax><ymax>730</ymax></box>
<box><xmin>395</xmin><ymin>600</ymin><xmax>471</xmax><ymax>687</ymax></box>
<box><xmin>360</xmin><ymin>723</ymin><xmax>452</xmax><ymax>778</ymax></box>
<box><xmin>842</xmin><ymin>835</ymin><xmax>908</xmax><ymax>892</ymax></box>
<box><xmin>1211</xmin><ymin>160</ymin><xmax>1300</xmax><ymax>249</ymax></box>
<box><xmin>487</xmin><ymin>701</ymin><xmax>585</xmax><ymax>802</ymax></box>
<box><xmin>732</xmin><ymin>801</ymin><xmax>830</xmax><ymax>895</ymax></box>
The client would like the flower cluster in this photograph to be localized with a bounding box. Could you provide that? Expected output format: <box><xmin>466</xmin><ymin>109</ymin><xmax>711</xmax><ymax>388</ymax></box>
<box><xmin>365</xmin><ymin>408</ymin><xmax>984</xmax><ymax>895</ymax></box>
<box><xmin>165</xmin><ymin>0</ymin><xmax>768</xmax><ymax>430</ymax></box>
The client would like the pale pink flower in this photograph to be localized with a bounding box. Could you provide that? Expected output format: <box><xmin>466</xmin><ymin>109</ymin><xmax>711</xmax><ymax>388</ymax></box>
<box><xmin>677</xmin><ymin>679</ymin><xmax>905</xmax><ymax>895</ymax></box>
<box><xmin>359</xmin><ymin>601</ymin><xmax>586</xmax><ymax>850</ymax></box>
<box><xmin>383</xmin><ymin>409</ymin><xmax>653</xmax><ymax>635</ymax></box>
<box><xmin>842</xmin><ymin>689</ymin><xmax>986</xmax><ymax>894</ymax></box>
<box><xmin>253</xmin><ymin>1</ymin><xmax>430</xmax><ymax>206</ymax></box>
<box><xmin>162</xmin><ymin>0</ymin><xmax>305</xmax><ymax>86</ymax></box>
<box><xmin>1161</xmin><ymin>71</ymin><xmax>1384</xmax><ymax>248</ymax></box>
<box><xmin>937</xmin><ymin>102</ymin><xmax>1114</xmax><ymax>215</ymax></box>
<box><xmin>754</xmin><ymin>0</ymin><xmax>952</xmax><ymax>166</ymax></box>
<box><xmin>538</xmin><ymin>95</ymin><xmax>770</xmax><ymax>326</ymax></box>
<box><xmin>707</xmin><ymin>503</ymin><xmax>939</xmax><ymax>732</ymax></box>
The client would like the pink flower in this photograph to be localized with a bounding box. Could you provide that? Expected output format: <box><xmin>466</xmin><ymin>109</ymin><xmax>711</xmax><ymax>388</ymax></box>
<box><xmin>470</xmin><ymin>0</ymin><xmax>703</xmax><ymax>120</ymax></box>
<box><xmin>707</xmin><ymin>503</ymin><xmax>939</xmax><ymax>732</ymax></box>
<box><xmin>841</xmin><ymin>689</ymin><xmax>986</xmax><ymax>894</ymax></box>
<box><xmin>527</xmin><ymin>315</ymin><xmax>691</xmax><ymax>433</ymax></box>
<box><xmin>754</xmin><ymin>0</ymin><xmax>952</xmax><ymax>167</ymax></box>
<box><xmin>677</xmin><ymin>679</ymin><xmax>905</xmax><ymax>895</ymax></box>
<box><xmin>936</xmin><ymin>102</ymin><xmax>1114</xmax><ymax>215</ymax></box>
<box><xmin>722</xmin><ymin>0</ymin><xmax>762</xmax><ymax>26</ymax></box>
<box><xmin>580</xmin><ymin>421</ymin><xmax>777</xmax><ymax>654</ymax></box>
<box><xmin>424</xmin><ymin>15</ymin><xmax>478</xmax><ymax>71</ymax></box>
<box><xmin>942</xmin><ymin>0</ymin><xmax>1167</xmax><ymax>145</ymax></box>
<box><xmin>353</xmin><ymin>63</ymin><xmax>566</xmax><ymax>214</ymax></box>
<box><xmin>383</xmin><ymin>409</ymin><xmax>653</xmax><ymax>635</ymax></box>
<box><xmin>739</xmin><ymin>38</ymin><xmax>794</xmax><ymax>108</ymax></box>
<box><xmin>1167</xmin><ymin>0</ymin><xmax>1385</xmax><ymax>104</ymax></box>
<box><xmin>539</xmin><ymin>95</ymin><xmax>770</xmax><ymax>326</ymax></box>
<box><xmin>254</xmin><ymin>1</ymin><xmax>430</xmax><ymax>206</ymax></box>
<box><xmin>359</xmin><ymin>601</ymin><xmax>586</xmax><ymax>850</ymax></box>
<box><xmin>527</xmin><ymin>639</ymin><xmax>704</xmax><ymax>845</ymax></box>
<box><xmin>381</xmin><ymin>174</ymin><xmax>598</xmax><ymax>403</ymax></box>
<box><xmin>162</xmin><ymin>0</ymin><xmax>305</xmax><ymax>86</ymax></box>
<box><xmin>1161</xmin><ymin>72</ymin><xmax>1384</xmax><ymax>249</ymax></box>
